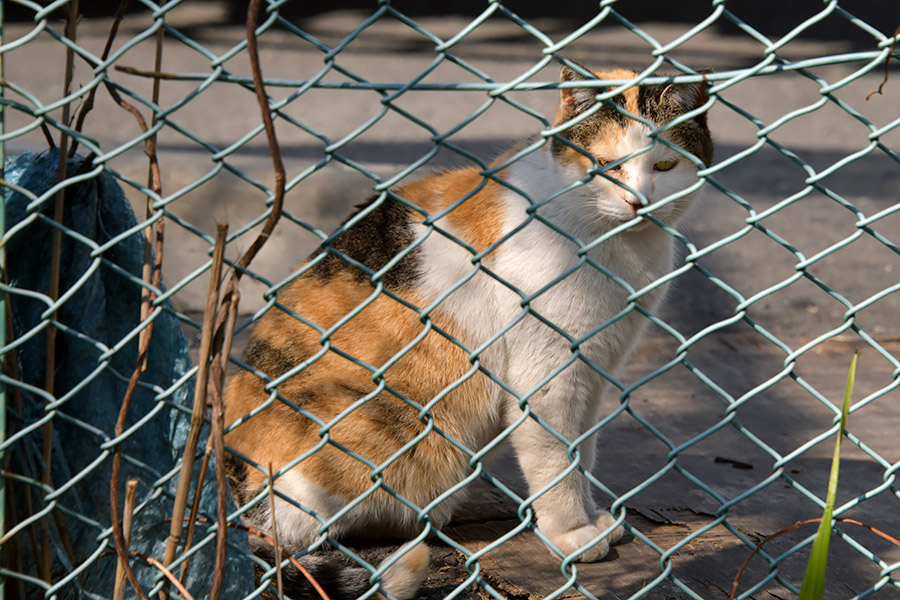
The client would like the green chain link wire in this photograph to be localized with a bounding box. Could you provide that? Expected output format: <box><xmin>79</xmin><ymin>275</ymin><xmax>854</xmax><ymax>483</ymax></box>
<box><xmin>0</xmin><ymin>0</ymin><xmax>899</xmax><ymax>598</ymax></box>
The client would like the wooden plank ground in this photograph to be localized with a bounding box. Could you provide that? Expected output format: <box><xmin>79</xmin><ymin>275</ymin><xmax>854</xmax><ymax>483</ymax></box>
<box><xmin>418</xmin><ymin>334</ymin><xmax>900</xmax><ymax>600</ymax></box>
<box><xmin>211</xmin><ymin>330</ymin><xmax>899</xmax><ymax>600</ymax></box>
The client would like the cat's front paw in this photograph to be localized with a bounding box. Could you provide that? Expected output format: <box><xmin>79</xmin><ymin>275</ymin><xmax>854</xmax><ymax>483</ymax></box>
<box><xmin>593</xmin><ymin>510</ymin><xmax>625</xmax><ymax>545</ymax></box>
<box><xmin>548</xmin><ymin>513</ymin><xmax>623</xmax><ymax>562</ymax></box>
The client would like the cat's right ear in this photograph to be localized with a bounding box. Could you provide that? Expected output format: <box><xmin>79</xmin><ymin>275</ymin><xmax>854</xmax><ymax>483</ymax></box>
<box><xmin>555</xmin><ymin>65</ymin><xmax>599</xmax><ymax>126</ymax></box>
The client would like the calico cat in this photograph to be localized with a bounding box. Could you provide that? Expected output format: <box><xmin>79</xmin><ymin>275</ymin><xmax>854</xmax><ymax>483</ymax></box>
<box><xmin>224</xmin><ymin>64</ymin><xmax>713</xmax><ymax>599</ymax></box>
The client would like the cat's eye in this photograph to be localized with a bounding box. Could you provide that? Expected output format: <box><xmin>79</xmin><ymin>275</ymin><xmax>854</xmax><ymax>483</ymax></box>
<box><xmin>654</xmin><ymin>159</ymin><xmax>678</xmax><ymax>172</ymax></box>
<box><xmin>597</xmin><ymin>158</ymin><xmax>621</xmax><ymax>171</ymax></box>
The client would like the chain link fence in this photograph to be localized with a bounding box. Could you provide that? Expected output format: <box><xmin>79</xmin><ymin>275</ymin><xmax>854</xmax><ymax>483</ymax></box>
<box><xmin>1</xmin><ymin>1</ymin><xmax>899</xmax><ymax>599</ymax></box>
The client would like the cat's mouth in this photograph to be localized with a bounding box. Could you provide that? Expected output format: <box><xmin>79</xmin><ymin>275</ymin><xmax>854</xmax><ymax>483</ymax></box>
<box><xmin>619</xmin><ymin>201</ymin><xmax>676</xmax><ymax>231</ymax></box>
<box><xmin>621</xmin><ymin>215</ymin><xmax>653</xmax><ymax>232</ymax></box>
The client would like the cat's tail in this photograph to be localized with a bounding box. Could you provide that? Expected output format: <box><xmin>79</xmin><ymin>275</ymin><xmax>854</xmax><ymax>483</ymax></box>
<box><xmin>254</xmin><ymin>541</ymin><xmax>430</xmax><ymax>600</ymax></box>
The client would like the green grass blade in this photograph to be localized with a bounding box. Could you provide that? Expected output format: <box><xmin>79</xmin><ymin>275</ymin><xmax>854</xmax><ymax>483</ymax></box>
<box><xmin>798</xmin><ymin>352</ymin><xmax>857</xmax><ymax>600</ymax></box>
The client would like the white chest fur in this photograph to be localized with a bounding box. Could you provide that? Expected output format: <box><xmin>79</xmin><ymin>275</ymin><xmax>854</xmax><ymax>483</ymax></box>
<box><xmin>415</xmin><ymin>147</ymin><xmax>679</xmax><ymax>400</ymax></box>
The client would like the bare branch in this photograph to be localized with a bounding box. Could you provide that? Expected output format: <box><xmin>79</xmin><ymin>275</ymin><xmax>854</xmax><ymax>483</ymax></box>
<box><xmin>70</xmin><ymin>0</ymin><xmax>131</xmax><ymax>156</ymax></box>
<box><xmin>729</xmin><ymin>517</ymin><xmax>900</xmax><ymax>599</ymax></box>
<box><xmin>160</xmin><ymin>224</ymin><xmax>228</xmax><ymax>591</ymax></box>
<box><xmin>866</xmin><ymin>23</ymin><xmax>900</xmax><ymax>100</ymax></box>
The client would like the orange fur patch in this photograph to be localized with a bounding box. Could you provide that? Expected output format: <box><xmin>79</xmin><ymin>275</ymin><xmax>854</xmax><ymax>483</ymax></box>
<box><xmin>225</xmin><ymin>271</ymin><xmax>492</xmax><ymax>506</ymax></box>
<box><xmin>592</xmin><ymin>68</ymin><xmax>640</xmax><ymax>116</ymax></box>
<box><xmin>396</xmin><ymin>165</ymin><xmax>509</xmax><ymax>256</ymax></box>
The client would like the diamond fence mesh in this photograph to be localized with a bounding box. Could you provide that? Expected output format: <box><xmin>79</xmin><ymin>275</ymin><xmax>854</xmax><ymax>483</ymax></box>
<box><xmin>1</xmin><ymin>1</ymin><xmax>899</xmax><ymax>599</ymax></box>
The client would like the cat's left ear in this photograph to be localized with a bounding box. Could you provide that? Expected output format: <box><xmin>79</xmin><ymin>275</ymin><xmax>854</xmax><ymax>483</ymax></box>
<box><xmin>555</xmin><ymin>64</ymin><xmax>600</xmax><ymax>125</ymax></box>
<box><xmin>658</xmin><ymin>71</ymin><xmax>711</xmax><ymax>114</ymax></box>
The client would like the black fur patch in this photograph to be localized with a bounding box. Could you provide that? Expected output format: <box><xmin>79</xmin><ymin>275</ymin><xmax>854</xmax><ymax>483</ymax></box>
<box><xmin>223</xmin><ymin>451</ymin><xmax>250</xmax><ymax>504</ymax></box>
<box><xmin>255</xmin><ymin>543</ymin><xmax>387</xmax><ymax>600</ymax></box>
<box><xmin>242</xmin><ymin>339</ymin><xmax>297</xmax><ymax>380</ymax></box>
<box><xmin>240</xmin><ymin>493</ymin><xmax>270</xmax><ymax>531</ymax></box>
<box><xmin>310</xmin><ymin>195</ymin><xmax>421</xmax><ymax>290</ymax></box>
<box><xmin>637</xmin><ymin>83</ymin><xmax>714</xmax><ymax>166</ymax></box>
<box><xmin>224</xmin><ymin>452</ymin><xmax>270</xmax><ymax>531</ymax></box>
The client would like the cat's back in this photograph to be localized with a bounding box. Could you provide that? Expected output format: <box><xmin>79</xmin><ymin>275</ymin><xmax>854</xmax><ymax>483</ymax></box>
<box><xmin>283</xmin><ymin>165</ymin><xmax>510</xmax><ymax>299</ymax></box>
<box><xmin>223</xmin><ymin>167</ymin><xmax>513</xmax><ymax>489</ymax></box>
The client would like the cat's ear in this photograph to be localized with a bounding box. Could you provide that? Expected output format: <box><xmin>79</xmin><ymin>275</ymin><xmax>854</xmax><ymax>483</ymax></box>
<box><xmin>555</xmin><ymin>64</ymin><xmax>600</xmax><ymax>125</ymax></box>
<box><xmin>658</xmin><ymin>79</ymin><xmax>710</xmax><ymax>114</ymax></box>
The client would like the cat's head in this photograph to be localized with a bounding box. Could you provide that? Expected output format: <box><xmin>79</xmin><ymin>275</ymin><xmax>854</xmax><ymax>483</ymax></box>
<box><xmin>551</xmin><ymin>65</ymin><xmax>714</xmax><ymax>229</ymax></box>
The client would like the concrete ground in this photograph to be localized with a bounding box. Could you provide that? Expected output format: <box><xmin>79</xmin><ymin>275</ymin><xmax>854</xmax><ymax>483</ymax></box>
<box><xmin>4</xmin><ymin>2</ymin><xmax>899</xmax><ymax>598</ymax></box>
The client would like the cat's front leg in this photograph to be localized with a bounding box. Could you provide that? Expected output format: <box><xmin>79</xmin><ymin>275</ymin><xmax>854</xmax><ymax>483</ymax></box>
<box><xmin>510</xmin><ymin>408</ymin><xmax>623</xmax><ymax>562</ymax></box>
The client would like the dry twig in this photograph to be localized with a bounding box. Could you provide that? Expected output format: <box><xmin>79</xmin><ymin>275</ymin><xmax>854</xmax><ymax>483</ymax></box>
<box><xmin>111</xmin><ymin>0</ymin><xmax>287</xmax><ymax>300</ymax></box>
<box><xmin>177</xmin><ymin>0</ymin><xmax>290</xmax><ymax>588</ymax></box>
<box><xmin>866</xmin><ymin>23</ymin><xmax>900</xmax><ymax>100</ymax></box>
<box><xmin>96</xmin><ymin>116</ymin><xmax>163</xmax><ymax>597</ymax></box>
<box><xmin>176</xmin><ymin>279</ymin><xmax>238</xmax><ymax>591</ymax></box>
<box><xmin>160</xmin><ymin>224</ymin><xmax>228</xmax><ymax>595</ymax></box>
<box><xmin>113</xmin><ymin>479</ymin><xmax>139</xmax><ymax>600</ymax></box>
<box><xmin>114</xmin><ymin>65</ymin><xmax>182</xmax><ymax>80</ymax></box>
<box><xmin>105</xmin><ymin>33</ymin><xmax>167</xmax><ymax>599</ymax></box>
<box><xmin>116</xmin><ymin>1</ymin><xmax>285</xmax><ymax>595</ymax></box>
<box><xmin>237</xmin><ymin>0</ymin><xmax>286</xmax><ymax>271</ymax></box>
<box><xmin>41</xmin><ymin>123</ymin><xmax>56</xmax><ymax>150</ymax></box>
<box><xmin>69</xmin><ymin>0</ymin><xmax>131</xmax><ymax>157</ymax></box>
<box><xmin>108</xmin><ymin>252</ymin><xmax>163</xmax><ymax>600</ymax></box>
<box><xmin>185</xmin><ymin>2</ymin><xmax>289</xmax><ymax>594</ymax></box>
<box><xmin>207</xmin><ymin>276</ymin><xmax>240</xmax><ymax>600</ymax></box>
<box><xmin>729</xmin><ymin>517</ymin><xmax>900</xmax><ymax>599</ymax></box>
<box><xmin>178</xmin><ymin>438</ymin><xmax>212</xmax><ymax>585</ymax></box>
<box><xmin>139</xmin><ymin>0</ymin><xmax>168</xmax><ymax>372</ymax></box>
<box><xmin>188</xmin><ymin>517</ymin><xmax>332</xmax><ymax>600</ymax></box>
<box><xmin>130</xmin><ymin>551</ymin><xmax>197</xmax><ymax>600</ymax></box>
<box><xmin>2</xmin><ymin>302</ymin><xmax>32</xmax><ymax>598</ymax></box>
<box><xmin>108</xmin><ymin>302</ymin><xmax>158</xmax><ymax>600</ymax></box>
<box><xmin>42</xmin><ymin>0</ymin><xmax>80</xmax><ymax>583</ymax></box>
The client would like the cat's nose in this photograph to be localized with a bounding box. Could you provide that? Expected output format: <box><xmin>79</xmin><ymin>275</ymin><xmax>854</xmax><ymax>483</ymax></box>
<box><xmin>624</xmin><ymin>194</ymin><xmax>646</xmax><ymax>211</ymax></box>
